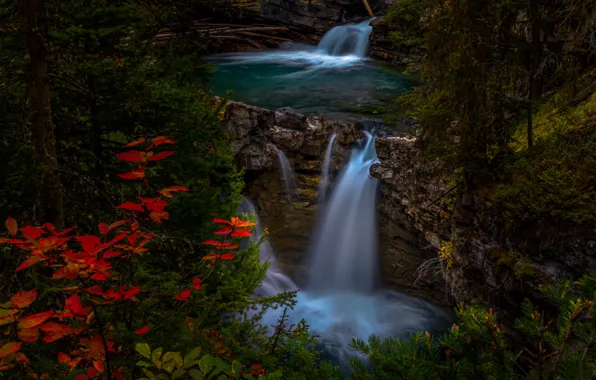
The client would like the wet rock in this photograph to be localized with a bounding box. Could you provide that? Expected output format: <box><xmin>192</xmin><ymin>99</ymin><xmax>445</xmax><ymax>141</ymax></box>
<box><xmin>268</xmin><ymin>126</ymin><xmax>306</xmax><ymax>151</ymax></box>
<box><xmin>275</xmin><ymin>107</ymin><xmax>307</xmax><ymax>131</ymax></box>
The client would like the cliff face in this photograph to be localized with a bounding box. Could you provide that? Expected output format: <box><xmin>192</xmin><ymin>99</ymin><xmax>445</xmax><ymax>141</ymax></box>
<box><xmin>223</xmin><ymin>100</ymin><xmax>451</xmax><ymax>305</ymax></box>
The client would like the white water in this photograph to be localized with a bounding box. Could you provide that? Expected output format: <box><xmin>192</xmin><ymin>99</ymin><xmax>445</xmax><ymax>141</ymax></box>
<box><xmin>273</xmin><ymin>146</ymin><xmax>298</xmax><ymax>202</ymax></box>
<box><xmin>317</xmin><ymin>134</ymin><xmax>337</xmax><ymax>206</ymax></box>
<box><xmin>242</xmin><ymin>133</ymin><xmax>450</xmax><ymax>368</ymax></box>
<box><xmin>317</xmin><ymin>19</ymin><xmax>374</xmax><ymax>58</ymax></box>
<box><xmin>210</xmin><ymin>19</ymin><xmax>374</xmax><ymax>70</ymax></box>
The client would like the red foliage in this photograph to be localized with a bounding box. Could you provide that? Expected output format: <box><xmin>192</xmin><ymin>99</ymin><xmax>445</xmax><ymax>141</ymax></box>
<box><xmin>0</xmin><ymin>135</ymin><xmax>258</xmax><ymax>377</ymax></box>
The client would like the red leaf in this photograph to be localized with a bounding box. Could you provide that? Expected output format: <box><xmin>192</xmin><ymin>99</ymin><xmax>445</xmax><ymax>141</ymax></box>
<box><xmin>40</xmin><ymin>322</ymin><xmax>77</xmax><ymax>343</ymax></box>
<box><xmin>108</xmin><ymin>220</ymin><xmax>130</xmax><ymax>232</ymax></box>
<box><xmin>201</xmin><ymin>241</ymin><xmax>239</xmax><ymax>250</ymax></box>
<box><xmin>84</xmin><ymin>286</ymin><xmax>103</xmax><ymax>296</ymax></box>
<box><xmin>116</xmin><ymin>202</ymin><xmax>144</xmax><ymax>212</ymax></box>
<box><xmin>148</xmin><ymin>151</ymin><xmax>174</xmax><ymax>161</ymax></box>
<box><xmin>0</xmin><ymin>342</ymin><xmax>21</xmax><ymax>359</ymax></box>
<box><xmin>66</xmin><ymin>294</ymin><xmax>91</xmax><ymax>316</ymax></box>
<box><xmin>58</xmin><ymin>352</ymin><xmax>71</xmax><ymax>365</ymax></box>
<box><xmin>174</xmin><ymin>289</ymin><xmax>192</xmax><ymax>301</ymax></box>
<box><xmin>102</xmin><ymin>250</ymin><xmax>123</xmax><ymax>259</ymax></box>
<box><xmin>192</xmin><ymin>277</ymin><xmax>202</xmax><ymax>291</ymax></box>
<box><xmin>18</xmin><ymin>310</ymin><xmax>54</xmax><ymax>329</ymax></box>
<box><xmin>219</xmin><ymin>253</ymin><xmax>235</xmax><ymax>260</ymax></box>
<box><xmin>11</xmin><ymin>289</ymin><xmax>37</xmax><ymax>309</ymax></box>
<box><xmin>76</xmin><ymin>235</ymin><xmax>100</xmax><ymax>254</ymax></box>
<box><xmin>114</xmin><ymin>150</ymin><xmax>144</xmax><ymax>162</ymax></box>
<box><xmin>18</xmin><ymin>327</ymin><xmax>40</xmax><ymax>343</ymax></box>
<box><xmin>5</xmin><ymin>217</ymin><xmax>17</xmax><ymax>237</ymax></box>
<box><xmin>118</xmin><ymin>167</ymin><xmax>145</xmax><ymax>181</ymax></box>
<box><xmin>124</xmin><ymin>138</ymin><xmax>146</xmax><ymax>148</ymax></box>
<box><xmin>20</xmin><ymin>226</ymin><xmax>43</xmax><ymax>240</ymax></box>
<box><xmin>141</xmin><ymin>198</ymin><xmax>168</xmax><ymax>212</ymax></box>
<box><xmin>230</xmin><ymin>217</ymin><xmax>256</xmax><ymax>228</ymax></box>
<box><xmin>15</xmin><ymin>256</ymin><xmax>47</xmax><ymax>272</ymax></box>
<box><xmin>15</xmin><ymin>352</ymin><xmax>29</xmax><ymax>364</ymax></box>
<box><xmin>112</xmin><ymin>370</ymin><xmax>125</xmax><ymax>380</ymax></box>
<box><xmin>98</xmin><ymin>223</ymin><xmax>109</xmax><ymax>236</ymax></box>
<box><xmin>151</xmin><ymin>136</ymin><xmax>175</xmax><ymax>147</ymax></box>
<box><xmin>213</xmin><ymin>218</ymin><xmax>231</xmax><ymax>225</ymax></box>
<box><xmin>214</xmin><ymin>226</ymin><xmax>233</xmax><ymax>235</ymax></box>
<box><xmin>231</xmin><ymin>229</ymin><xmax>252</xmax><ymax>237</ymax></box>
<box><xmin>134</xmin><ymin>325</ymin><xmax>151</xmax><ymax>335</ymax></box>
<box><xmin>124</xmin><ymin>286</ymin><xmax>141</xmax><ymax>300</ymax></box>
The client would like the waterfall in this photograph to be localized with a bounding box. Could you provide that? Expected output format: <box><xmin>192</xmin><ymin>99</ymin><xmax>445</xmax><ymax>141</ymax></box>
<box><xmin>307</xmin><ymin>131</ymin><xmax>378</xmax><ymax>293</ymax></box>
<box><xmin>247</xmin><ymin>133</ymin><xmax>450</xmax><ymax>368</ymax></box>
<box><xmin>273</xmin><ymin>146</ymin><xmax>298</xmax><ymax>201</ymax></box>
<box><xmin>317</xmin><ymin>134</ymin><xmax>337</xmax><ymax>205</ymax></box>
<box><xmin>316</xmin><ymin>19</ymin><xmax>374</xmax><ymax>58</ymax></box>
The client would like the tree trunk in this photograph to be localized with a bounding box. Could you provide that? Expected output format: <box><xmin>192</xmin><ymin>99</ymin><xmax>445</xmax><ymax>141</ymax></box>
<box><xmin>527</xmin><ymin>0</ymin><xmax>543</xmax><ymax>149</ymax></box>
<box><xmin>21</xmin><ymin>0</ymin><xmax>64</xmax><ymax>230</ymax></box>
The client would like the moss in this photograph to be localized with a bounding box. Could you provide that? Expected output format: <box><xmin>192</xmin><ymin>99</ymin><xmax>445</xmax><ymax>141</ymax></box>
<box><xmin>495</xmin><ymin>75</ymin><xmax>596</xmax><ymax>225</ymax></box>
<box><xmin>489</xmin><ymin>249</ymin><xmax>537</xmax><ymax>279</ymax></box>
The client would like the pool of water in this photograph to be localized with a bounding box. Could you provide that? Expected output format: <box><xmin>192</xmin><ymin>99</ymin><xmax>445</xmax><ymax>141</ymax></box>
<box><xmin>206</xmin><ymin>44</ymin><xmax>415</xmax><ymax>118</ymax></box>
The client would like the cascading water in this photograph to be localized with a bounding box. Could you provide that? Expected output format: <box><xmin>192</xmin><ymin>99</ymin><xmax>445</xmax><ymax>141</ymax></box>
<box><xmin>273</xmin><ymin>146</ymin><xmax>298</xmax><ymax>202</ymax></box>
<box><xmin>317</xmin><ymin>133</ymin><xmax>337</xmax><ymax>205</ymax></box>
<box><xmin>246</xmin><ymin>132</ymin><xmax>450</xmax><ymax>369</ymax></box>
<box><xmin>316</xmin><ymin>19</ymin><xmax>374</xmax><ymax>58</ymax></box>
<box><xmin>307</xmin><ymin>131</ymin><xmax>378</xmax><ymax>294</ymax></box>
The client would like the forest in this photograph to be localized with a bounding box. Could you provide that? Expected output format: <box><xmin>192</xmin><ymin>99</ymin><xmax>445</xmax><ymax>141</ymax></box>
<box><xmin>0</xmin><ymin>0</ymin><xmax>595</xmax><ymax>379</ymax></box>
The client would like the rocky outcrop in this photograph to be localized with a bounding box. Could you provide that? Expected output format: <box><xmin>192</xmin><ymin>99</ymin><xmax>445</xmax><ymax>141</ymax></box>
<box><xmin>257</xmin><ymin>0</ymin><xmax>385</xmax><ymax>34</ymax></box>
<box><xmin>223</xmin><ymin>100</ymin><xmax>452</xmax><ymax>305</ymax></box>
<box><xmin>370</xmin><ymin>135</ymin><xmax>596</xmax><ymax>316</ymax></box>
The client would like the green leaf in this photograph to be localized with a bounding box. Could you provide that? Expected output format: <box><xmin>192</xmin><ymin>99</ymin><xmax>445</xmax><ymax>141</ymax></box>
<box><xmin>162</xmin><ymin>360</ymin><xmax>176</xmax><ymax>374</ymax></box>
<box><xmin>207</xmin><ymin>369</ymin><xmax>222</xmax><ymax>380</ymax></box>
<box><xmin>189</xmin><ymin>369</ymin><xmax>203</xmax><ymax>380</ymax></box>
<box><xmin>137</xmin><ymin>361</ymin><xmax>153</xmax><ymax>368</ymax></box>
<box><xmin>162</xmin><ymin>352</ymin><xmax>182</xmax><ymax>369</ymax></box>
<box><xmin>184</xmin><ymin>347</ymin><xmax>202</xmax><ymax>368</ymax></box>
<box><xmin>231</xmin><ymin>361</ymin><xmax>242</xmax><ymax>378</ymax></box>
<box><xmin>172</xmin><ymin>368</ymin><xmax>186</xmax><ymax>380</ymax></box>
<box><xmin>157</xmin><ymin>374</ymin><xmax>170</xmax><ymax>380</ymax></box>
<box><xmin>152</xmin><ymin>347</ymin><xmax>164</xmax><ymax>369</ymax></box>
<box><xmin>142</xmin><ymin>369</ymin><xmax>159</xmax><ymax>380</ymax></box>
<box><xmin>214</xmin><ymin>357</ymin><xmax>231</xmax><ymax>375</ymax></box>
<box><xmin>198</xmin><ymin>354</ymin><xmax>214</xmax><ymax>374</ymax></box>
<box><xmin>136</xmin><ymin>343</ymin><xmax>151</xmax><ymax>359</ymax></box>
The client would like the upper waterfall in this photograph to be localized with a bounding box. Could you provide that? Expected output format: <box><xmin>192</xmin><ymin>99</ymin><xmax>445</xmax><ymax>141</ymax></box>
<box><xmin>316</xmin><ymin>19</ymin><xmax>374</xmax><ymax>58</ymax></box>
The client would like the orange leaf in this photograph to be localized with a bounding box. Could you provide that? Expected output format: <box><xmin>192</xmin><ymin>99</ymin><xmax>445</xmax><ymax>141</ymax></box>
<box><xmin>151</xmin><ymin>136</ymin><xmax>175</xmax><ymax>147</ymax></box>
<box><xmin>18</xmin><ymin>310</ymin><xmax>54</xmax><ymax>329</ymax></box>
<box><xmin>134</xmin><ymin>325</ymin><xmax>150</xmax><ymax>335</ymax></box>
<box><xmin>15</xmin><ymin>352</ymin><xmax>28</xmax><ymax>364</ymax></box>
<box><xmin>124</xmin><ymin>138</ymin><xmax>146</xmax><ymax>148</ymax></box>
<box><xmin>0</xmin><ymin>342</ymin><xmax>21</xmax><ymax>359</ymax></box>
<box><xmin>149</xmin><ymin>211</ymin><xmax>168</xmax><ymax>224</ymax></box>
<box><xmin>5</xmin><ymin>217</ymin><xmax>17</xmax><ymax>237</ymax></box>
<box><xmin>93</xmin><ymin>360</ymin><xmax>104</xmax><ymax>373</ymax></box>
<box><xmin>40</xmin><ymin>322</ymin><xmax>77</xmax><ymax>343</ymax></box>
<box><xmin>18</xmin><ymin>327</ymin><xmax>40</xmax><ymax>343</ymax></box>
<box><xmin>64</xmin><ymin>262</ymin><xmax>81</xmax><ymax>280</ymax></box>
<box><xmin>117</xmin><ymin>168</ymin><xmax>145</xmax><ymax>181</ymax></box>
<box><xmin>158</xmin><ymin>186</ymin><xmax>189</xmax><ymax>198</ymax></box>
<box><xmin>116</xmin><ymin>202</ymin><xmax>144</xmax><ymax>212</ymax></box>
<box><xmin>148</xmin><ymin>151</ymin><xmax>174</xmax><ymax>161</ymax></box>
<box><xmin>11</xmin><ymin>290</ymin><xmax>37</xmax><ymax>309</ymax></box>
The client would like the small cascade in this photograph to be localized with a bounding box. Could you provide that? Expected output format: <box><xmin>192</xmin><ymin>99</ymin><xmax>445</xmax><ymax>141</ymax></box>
<box><xmin>316</xmin><ymin>19</ymin><xmax>374</xmax><ymax>58</ymax></box>
<box><xmin>237</xmin><ymin>197</ymin><xmax>297</xmax><ymax>298</ymax></box>
<box><xmin>317</xmin><ymin>133</ymin><xmax>337</xmax><ymax>206</ymax></box>
<box><xmin>273</xmin><ymin>146</ymin><xmax>298</xmax><ymax>202</ymax></box>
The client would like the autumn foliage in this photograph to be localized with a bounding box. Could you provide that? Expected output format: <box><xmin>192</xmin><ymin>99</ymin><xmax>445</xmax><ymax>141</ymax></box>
<box><xmin>0</xmin><ymin>137</ymin><xmax>260</xmax><ymax>379</ymax></box>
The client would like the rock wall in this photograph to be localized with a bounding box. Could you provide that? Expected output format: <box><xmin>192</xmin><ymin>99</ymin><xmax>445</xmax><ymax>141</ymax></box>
<box><xmin>223</xmin><ymin>100</ymin><xmax>451</xmax><ymax>305</ymax></box>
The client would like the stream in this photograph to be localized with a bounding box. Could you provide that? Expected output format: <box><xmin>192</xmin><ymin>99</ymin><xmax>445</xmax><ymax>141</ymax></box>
<box><xmin>216</xmin><ymin>19</ymin><xmax>450</xmax><ymax>370</ymax></box>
